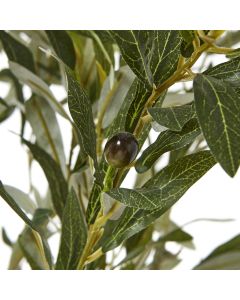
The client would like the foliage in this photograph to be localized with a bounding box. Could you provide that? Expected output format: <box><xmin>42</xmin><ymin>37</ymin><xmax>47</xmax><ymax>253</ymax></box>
<box><xmin>0</xmin><ymin>30</ymin><xmax>240</xmax><ymax>270</ymax></box>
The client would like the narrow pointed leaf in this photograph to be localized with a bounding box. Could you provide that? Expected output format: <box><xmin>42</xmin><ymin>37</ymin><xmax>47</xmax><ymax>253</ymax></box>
<box><xmin>193</xmin><ymin>74</ymin><xmax>240</xmax><ymax>177</ymax></box>
<box><xmin>23</xmin><ymin>140</ymin><xmax>68</xmax><ymax>219</ymax></box>
<box><xmin>148</xmin><ymin>102</ymin><xmax>195</xmax><ymax>131</ymax></box>
<box><xmin>25</xmin><ymin>95</ymin><xmax>66</xmax><ymax>174</ymax></box>
<box><xmin>66</xmin><ymin>69</ymin><xmax>99</xmax><ymax>180</ymax></box>
<box><xmin>0</xmin><ymin>31</ymin><xmax>35</xmax><ymax>73</ymax></box>
<box><xmin>9</xmin><ymin>61</ymin><xmax>69</xmax><ymax>119</ymax></box>
<box><xmin>18</xmin><ymin>209</ymin><xmax>53</xmax><ymax>270</ymax></box>
<box><xmin>135</xmin><ymin>118</ymin><xmax>201</xmax><ymax>173</ymax></box>
<box><xmin>108</xmin><ymin>150</ymin><xmax>215</xmax><ymax>210</ymax></box>
<box><xmin>56</xmin><ymin>189</ymin><xmax>87</xmax><ymax>270</ymax></box>
<box><xmin>4</xmin><ymin>185</ymin><xmax>36</xmax><ymax>215</ymax></box>
<box><xmin>101</xmin><ymin>151</ymin><xmax>216</xmax><ymax>251</ymax></box>
<box><xmin>0</xmin><ymin>181</ymin><xmax>36</xmax><ymax>230</ymax></box>
<box><xmin>194</xmin><ymin>234</ymin><xmax>240</xmax><ymax>270</ymax></box>
<box><xmin>46</xmin><ymin>30</ymin><xmax>76</xmax><ymax>69</ymax></box>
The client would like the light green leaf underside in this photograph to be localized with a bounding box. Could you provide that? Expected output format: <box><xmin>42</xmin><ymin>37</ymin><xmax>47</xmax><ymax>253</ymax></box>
<box><xmin>9</xmin><ymin>61</ymin><xmax>69</xmax><ymax>119</ymax></box>
<box><xmin>3</xmin><ymin>185</ymin><xmax>36</xmax><ymax>215</ymax></box>
<box><xmin>25</xmin><ymin>95</ymin><xmax>66</xmax><ymax>174</ymax></box>
<box><xmin>193</xmin><ymin>74</ymin><xmax>240</xmax><ymax>177</ymax></box>
<box><xmin>55</xmin><ymin>189</ymin><xmax>87</xmax><ymax>270</ymax></box>
<box><xmin>194</xmin><ymin>234</ymin><xmax>240</xmax><ymax>270</ymax></box>
<box><xmin>23</xmin><ymin>140</ymin><xmax>68</xmax><ymax>219</ymax></box>
<box><xmin>135</xmin><ymin>118</ymin><xmax>201</xmax><ymax>173</ymax></box>
<box><xmin>101</xmin><ymin>151</ymin><xmax>216</xmax><ymax>251</ymax></box>
<box><xmin>0</xmin><ymin>181</ymin><xmax>36</xmax><ymax>230</ymax></box>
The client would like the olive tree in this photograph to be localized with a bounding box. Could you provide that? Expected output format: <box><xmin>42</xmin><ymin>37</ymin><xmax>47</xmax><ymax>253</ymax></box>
<box><xmin>1</xmin><ymin>30</ymin><xmax>240</xmax><ymax>270</ymax></box>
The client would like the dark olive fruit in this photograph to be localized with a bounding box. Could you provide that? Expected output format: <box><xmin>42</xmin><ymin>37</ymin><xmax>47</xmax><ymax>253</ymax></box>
<box><xmin>104</xmin><ymin>132</ymin><xmax>139</xmax><ymax>168</ymax></box>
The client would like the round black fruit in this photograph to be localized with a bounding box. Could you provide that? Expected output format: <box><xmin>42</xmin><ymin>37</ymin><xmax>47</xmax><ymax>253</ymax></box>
<box><xmin>104</xmin><ymin>132</ymin><xmax>139</xmax><ymax>168</ymax></box>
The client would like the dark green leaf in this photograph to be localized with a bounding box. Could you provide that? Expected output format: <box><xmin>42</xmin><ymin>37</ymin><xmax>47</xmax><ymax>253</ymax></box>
<box><xmin>107</xmin><ymin>78</ymin><xmax>166</xmax><ymax>142</ymax></box>
<box><xmin>111</xmin><ymin>30</ymin><xmax>181</xmax><ymax>89</ymax></box>
<box><xmin>204</xmin><ymin>56</ymin><xmax>240</xmax><ymax>88</ymax></box>
<box><xmin>86</xmin><ymin>160</ymin><xmax>109</xmax><ymax>224</ymax></box>
<box><xmin>101</xmin><ymin>151</ymin><xmax>216</xmax><ymax>251</ymax></box>
<box><xmin>0</xmin><ymin>181</ymin><xmax>36</xmax><ymax>230</ymax></box>
<box><xmin>108</xmin><ymin>150</ymin><xmax>214</xmax><ymax>210</ymax></box>
<box><xmin>180</xmin><ymin>40</ymin><xmax>194</xmax><ymax>58</ymax></box>
<box><xmin>107</xmin><ymin>78</ymin><xmax>151</xmax><ymax>136</ymax></box>
<box><xmin>1</xmin><ymin>228</ymin><xmax>13</xmax><ymax>247</ymax></box>
<box><xmin>193</xmin><ymin>74</ymin><xmax>240</xmax><ymax>177</ymax></box>
<box><xmin>179</xmin><ymin>30</ymin><xmax>195</xmax><ymax>43</ymax></box>
<box><xmin>0</xmin><ymin>99</ymin><xmax>15</xmax><ymax>123</ymax></box>
<box><xmin>23</xmin><ymin>140</ymin><xmax>68</xmax><ymax>219</ymax></box>
<box><xmin>45</xmin><ymin>30</ymin><xmax>76</xmax><ymax>69</ymax></box>
<box><xmin>0</xmin><ymin>69</ymin><xmax>24</xmax><ymax>104</ymax></box>
<box><xmin>0</xmin><ymin>31</ymin><xmax>35</xmax><ymax>73</ymax></box>
<box><xmin>135</xmin><ymin>118</ymin><xmax>201</xmax><ymax>173</ymax></box>
<box><xmin>66</xmin><ymin>69</ymin><xmax>100</xmax><ymax>181</ymax></box>
<box><xmin>148</xmin><ymin>102</ymin><xmax>195</xmax><ymax>132</ymax></box>
<box><xmin>194</xmin><ymin>234</ymin><xmax>240</xmax><ymax>270</ymax></box>
<box><xmin>56</xmin><ymin>189</ymin><xmax>87</xmax><ymax>270</ymax></box>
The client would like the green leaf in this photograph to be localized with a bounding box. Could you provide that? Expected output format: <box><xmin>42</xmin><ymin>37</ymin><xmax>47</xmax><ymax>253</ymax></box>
<box><xmin>107</xmin><ymin>78</ymin><xmax>151</xmax><ymax>137</ymax></box>
<box><xmin>226</xmin><ymin>48</ymin><xmax>240</xmax><ymax>59</ymax></box>
<box><xmin>135</xmin><ymin>118</ymin><xmax>201</xmax><ymax>173</ymax></box>
<box><xmin>204</xmin><ymin>56</ymin><xmax>240</xmax><ymax>88</ymax></box>
<box><xmin>158</xmin><ymin>227</ymin><xmax>193</xmax><ymax>243</ymax></box>
<box><xmin>45</xmin><ymin>30</ymin><xmax>76</xmax><ymax>69</ymax></box>
<box><xmin>0</xmin><ymin>69</ymin><xmax>24</xmax><ymax>104</ymax></box>
<box><xmin>3</xmin><ymin>185</ymin><xmax>36</xmax><ymax>215</ymax></box>
<box><xmin>194</xmin><ymin>234</ymin><xmax>240</xmax><ymax>270</ymax></box>
<box><xmin>193</xmin><ymin>74</ymin><xmax>240</xmax><ymax>177</ymax></box>
<box><xmin>0</xmin><ymin>98</ymin><xmax>15</xmax><ymax>123</ymax></box>
<box><xmin>86</xmin><ymin>160</ymin><xmax>109</xmax><ymax>224</ymax></box>
<box><xmin>111</xmin><ymin>30</ymin><xmax>181</xmax><ymax>89</ymax></box>
<box><xmin>180</xmin><ymin>40</ymin><xmax>194</xmax><ymax>58</ymax></box>
<box><xmin>1</xmin><ymin>227</ymin><xmax>13</xmax><ymax>247</ymax></box>
<box><xmin>18</xmin><ymin>209</ymin><xmax>53</xmax><ymax>270</ymax></box>
<box><xmin>179</xmin><ymin>30</ymin><xmax>195</xmax><ymax>43</ymax></box>
<box><xmin>25</xmin><ymin>95</ymin><xmax>66</xmax><ymax>174</ymax></box>
<box><xmin>99</xmin><ymin>66</ymin><xmax>135</xmax><ymax>129</ymax></box>
<box><xmin>0</xmin><ymin>181</ymin><xmax>36</xmax><ymax>230</ymax></box>
<box><xmin>108</xmin><ymin>150</ymin><xmax>215</xmax><ymax>210</ymax></box>
<box><xmin>23</xmin><ymin>140</ymin><xmax>68</xmax><ymax>219</ymax></box>
<box><xmin>148</xmin><ymin>102</ymin><xmax>195</xmax><ymax>132</ymax></box>
<box><xmin>9</xmin><ymin>61</ymin><xmax>69</xmax><ymax>119</ymax></box>
<box><xmin>107</xmin><ymin>78</ymin><xmax>166</xmax><ymax>143</ymax></box>
<box><xmin>55</xmin><ymin>189</ymin><xmax>87</xmax><ymax>270</ymax></box>
<box><xmin>100</xmin><ymin>151</ymin><xmax>216</xmax><ymax>251</ymax></box>
<box><xmin>66</xmin><ymin>69</ymin><xmax>99</xmax><ymax>181</ymax></box>
<box><xmin>0</xmin><ymin>31</ymin><xmax>35</xmax><ymax>73</ymax></box>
